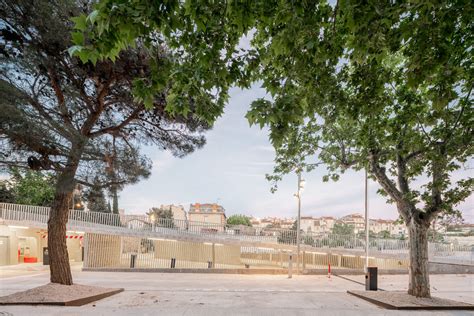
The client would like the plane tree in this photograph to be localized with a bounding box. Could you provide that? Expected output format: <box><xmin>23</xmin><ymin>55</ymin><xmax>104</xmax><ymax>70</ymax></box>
<box><xmin>246</xmin><ymin>1</ymin><xmax>473</xmax><ymax>298</ymax></box>
<box><xmin>71</xmin><ymin>0</ymin><xmax>472</xmax><ymax>298</ymax></box>
<box><xmin>0</xmin><ymin>0</ymin><xmax>218</xmax><ymax>285</ymax></box>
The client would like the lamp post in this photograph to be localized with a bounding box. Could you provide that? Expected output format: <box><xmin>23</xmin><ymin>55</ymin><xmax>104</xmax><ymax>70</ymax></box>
<box><xmin>150</xmin><ymin>214</ymin><xmax>156</xmax><ymax>232</ymax></box>
<box><xmin>294</xmin><ymin>172</ymin><xmax>305</xmax><ymax>274</ymax></box>
<box><xmin>364</xmin><ymin>169</ymin><xmax>369</xmax><ymax>273</ymax></box>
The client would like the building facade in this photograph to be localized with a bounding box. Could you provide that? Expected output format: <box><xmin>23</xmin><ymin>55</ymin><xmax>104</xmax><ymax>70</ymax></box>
<box><xmin>339</xmin><ymin>213</ymin><xmax>366</xmax><ymax>233</ymax></box>
<box><xmin>300</xmin><ymin>216</ymin><xmax>336</xmax><ymax>234</ymax></box>
<box><xmin>188</xmin><ymin>203</ymin><xmax>226</xmax><ymax>231</ymax></box>
<box><xmin>158</xmin><ymin>204</ymin><xmax>188</xmax><ymax>229</ymax></box>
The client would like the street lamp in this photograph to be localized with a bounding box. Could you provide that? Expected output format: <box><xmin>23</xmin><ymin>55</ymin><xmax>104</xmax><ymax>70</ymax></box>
<box><xmin>364</xmin><ymin>169</ymin><xmax>369</xmax><ymax>273</ymax></box>
<box><xmin>149</xmin><ymin>214</ymin><xmax>156</xmax><ymax>232</ymax></box>
<box><xmin>294</xmin><ymin>172</ymin><xmax>305</xmax><ymax>274</ymax></box>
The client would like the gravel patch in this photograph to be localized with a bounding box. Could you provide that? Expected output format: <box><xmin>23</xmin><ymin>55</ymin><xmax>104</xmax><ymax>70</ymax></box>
<box><xmin>348</xmin><ymin>290</ymin><xmax>474</xmax><ymax>310</ymax></box>
<box><xmin>0</xmin><ymin>283</ymin><xmax>123</xmax><ymax>306</ymax></box>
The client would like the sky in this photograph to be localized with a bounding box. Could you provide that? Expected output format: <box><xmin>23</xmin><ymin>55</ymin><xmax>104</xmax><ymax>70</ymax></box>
<box><xmin>119</xmin><ymin>84</ymin><xmax>474</xmax><ymax>222</ymax></box>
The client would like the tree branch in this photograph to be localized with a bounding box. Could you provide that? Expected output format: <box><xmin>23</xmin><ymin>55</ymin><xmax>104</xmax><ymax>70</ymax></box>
<box><xmin>396</xmin><ymin>143</ymin><xmax>410</xmax><ymax>195</ymax></box>
<box><xmin>47</xmin><ymin>67</ymin><xmax>74</xmax><ymax>129</ymax></box>
<box><xmin>369</xmin><ymin>151</ymin><xmax>413</xmax><ymax>222</ymax></box>
<box><xmin>88</xmin><ymin>105</ymin><xmax>143</xmax><ymax>138</ymax></box>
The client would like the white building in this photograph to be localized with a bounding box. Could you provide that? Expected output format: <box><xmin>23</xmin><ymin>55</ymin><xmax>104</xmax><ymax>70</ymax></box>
<box><xmin>340</xmin><ymin>213</ymin><xmax>365</xmax><ymax>233</ymax></box>
<box><xmin>158</xmin><ymin>204</ymin><xmax>187</xmax><ymax>229</ymax></box>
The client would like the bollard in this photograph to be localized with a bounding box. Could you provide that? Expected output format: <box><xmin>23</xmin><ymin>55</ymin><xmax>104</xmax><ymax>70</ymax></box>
<box><xmin>130</xmin><ymin>254</ymin><xmax>137</xmax><ymax>268</ymax></box>
<box><xmin>288</xmin><ymin>253</ymin><xmax>293</xmax><ymax>279</ymax></box>
<box><xmin>170</xmin><ymin>258</ymin><xmax>176</xmax><ymax>269</ymax></box>
<box><xmin>365</xmin><ymin>267</ymin><xmax>378</xmax><ymax>291</ymax></box>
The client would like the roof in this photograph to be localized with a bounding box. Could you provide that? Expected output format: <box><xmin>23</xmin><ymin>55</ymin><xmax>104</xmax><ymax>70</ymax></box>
<box><xmin>189</xmin><ymin>203</ymin><xmax>225</xmax><ymax>214</ymax></box>
<box><xmin>341</xmin><ymin>213</ymin><xmax>364</xmax><ymax>219</ymax></box>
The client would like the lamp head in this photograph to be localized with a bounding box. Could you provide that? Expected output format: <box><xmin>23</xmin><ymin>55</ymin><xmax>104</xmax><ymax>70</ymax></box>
<box><xmin>299</xmin><ymin>179</ymin><xmax>306</xmax><ymax>191</ymax></box>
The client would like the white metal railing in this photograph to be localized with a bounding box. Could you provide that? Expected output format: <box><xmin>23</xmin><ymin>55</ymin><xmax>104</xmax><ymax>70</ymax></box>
<box><xmin>0</xmin><ymin>203</ymin><xmax>278</xmax><ymax>245</ymax></box>
<box><xmin>0</xmin><ymin>202</ymin><xmax>472</xmax><ymax>265</ymax></box>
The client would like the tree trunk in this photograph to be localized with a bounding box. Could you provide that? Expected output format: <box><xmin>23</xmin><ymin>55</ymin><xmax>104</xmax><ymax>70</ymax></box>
<box><xmin>47</xmin><ymin>162</ymin><xmax>79</xmax><ymax>285</ymax></box>
<box><xmin>112</xmin><ymin>187</ymin><xmax>119</xmax><ymax>214</ymax></box>
<box><xmin>407</xmin><ymin>219</ymin><xmax>431</xmax><ymax>297</ymax></box>
<box><xmin>48</xmin><ymin>189</ymin><xmax>73</xmax><ymax>285</ymax></box>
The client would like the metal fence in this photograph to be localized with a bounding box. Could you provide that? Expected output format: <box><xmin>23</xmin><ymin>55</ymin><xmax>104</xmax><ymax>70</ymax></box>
<box><xmin>1</xmin><ymin>202</ymin><xmax>472</xmax><ymax>265</ymax></box>
<box><xmin>83</xmin><ymin>233</ymin><xmax>411</xmax><ymax>271</ymax></box>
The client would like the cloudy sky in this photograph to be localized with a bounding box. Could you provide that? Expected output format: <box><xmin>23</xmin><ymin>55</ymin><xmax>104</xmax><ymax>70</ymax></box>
<box><xmin>119</xmin><ymin>84</ymin><xmax>474</xmax><ymax>222</ymax></box>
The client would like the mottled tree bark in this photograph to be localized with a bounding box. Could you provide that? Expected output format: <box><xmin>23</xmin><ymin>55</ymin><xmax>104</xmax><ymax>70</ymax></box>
<box><xmin>370</xmin><ymin>153</ymin><xmax>433</xmax><ymax>298</ymax></box>
<box><xmin>407</xmin><ymin>217</ymin><xmax>431</xmax><ymax>297</ymax></box>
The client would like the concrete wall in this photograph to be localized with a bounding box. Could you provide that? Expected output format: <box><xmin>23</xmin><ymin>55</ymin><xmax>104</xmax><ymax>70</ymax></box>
<box><xmin>429</xmin><ymin>262</ymin><xmax>474</xmax><ymax>274</ymax></box>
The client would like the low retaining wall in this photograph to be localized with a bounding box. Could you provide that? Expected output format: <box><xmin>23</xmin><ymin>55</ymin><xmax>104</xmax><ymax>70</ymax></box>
<box><xmin>429</xmin><ymin>262</ymin><xmax>474</xmax><ymax>274</ymax></box>
<box><xmin>83</xmin><ymin>262</ymin><xmax>473</xmax><ymax>275</ymax></box>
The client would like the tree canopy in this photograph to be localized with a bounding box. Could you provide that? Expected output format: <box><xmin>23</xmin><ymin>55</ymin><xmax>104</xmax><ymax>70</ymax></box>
<box><xmin>0</xmin><ymin>169</ymin><xmax>55</xmax><ymax>206</ymax></box>
<box><xmin>79</xmin><ymin>0</ymin><xmax>473</xmax><ymax>297</ymax></box>
<box><xmin>244</xmin><ymin>1</ymin><xmax>473</xmax><ymax>298</ymax></box>
<box><xmin>85</xmin><ymin>184</ymin><xmax>109</xmax><ymax>213</ymax></box>
<box><xmin>332</xmin><ymin>223</ymin><xmax>354</xmax><ymax>235</ymax></box>
<box><xmin>0</xmin><ymin>0</ymin><xmax>220</xmax><ymax>285</ymax></box>
<box><xmin>227</xmin><ymin>214</ymin><xmax>252</xmax><ymax>227</ymax></box>
<box><xmin>3</xmin><ymin>0</ymin><xmax>472</xmax><ymax>296</ymax></box>
<box><xmin>147</xmin><ymin>206</ymin><xmax>174</xmax><ymax>228</ymax></box>
<box><xmin>0</xmin><ymin>0</ymin><xmax>212</xmax><ymax>190</ymax></box>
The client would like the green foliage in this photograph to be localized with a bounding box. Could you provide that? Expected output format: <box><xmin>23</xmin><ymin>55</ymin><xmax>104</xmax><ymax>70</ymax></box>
<box><xmin>85</xmin><ymin>186</ymin><xmax>109</xmax><ymax>213</ymax></box>
<box><xmin>6</xmin><ymin>170</ymin><xmax>56</xmax><ymax>207</ymax></box>
<box><xmin>303</xmin><ymin>235</ymin><xmax>314</xmax><ymax>246</ymax></box>
<box><xmin>78</xmin><ymin>3</ymin><xmax>473</xmax><ymax>222</ymax></box>
<box><xmin>378</xmin><ymin>230</ymin><xmax>391</xmax><ymax>239</ymax></box>
<box><xmin>72</xmin><ymin>0</ymin><xmax>260</xmax><ymax>124</ymax></box>
<box><xmin>111</xmin><ymin>189</ymin><xmax>119</xmax><ymax>214</ymax></box>
<box><xmin>332</xmin><ymin>223</ymin><xmax>354</xmax><ymax>235</ymax></box>
<box><xmin>1</xmin><ymin>0</ymin><xmax>211</xmax><ymax>205</ymax></box>
<box><xmin>147</xmin><ymin>207</ymin><xmax>175</xmax><ymax>228</ymax></box>
<box><xmin>227</xmin><ymin>214</ymin><xmax>252</xmax><ymax>227</ymax></box>
<box><xmin>0</xmin><ymin>180</ymin><xmax>15</xmax><ymax>203</ymax></box>
<box><xmin>245</xmin><ymin>1</ymin><xmax>473</xmax><ymax>227</ymax></box>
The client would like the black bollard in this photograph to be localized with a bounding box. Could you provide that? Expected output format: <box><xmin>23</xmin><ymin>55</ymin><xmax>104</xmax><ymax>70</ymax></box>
<box><xmin>130</xmin><ymin>254</ymin><xmax>137</xmax><ymax>268</ymax></box>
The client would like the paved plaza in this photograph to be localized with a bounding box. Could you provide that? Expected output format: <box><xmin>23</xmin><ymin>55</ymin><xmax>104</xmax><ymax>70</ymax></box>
<box><xmin>0</xmin><ymin>265</ymin><xmax>473</xmax><ymax>315</ymax></box>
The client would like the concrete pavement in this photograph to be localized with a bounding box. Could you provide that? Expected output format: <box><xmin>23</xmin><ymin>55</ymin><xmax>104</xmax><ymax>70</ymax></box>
<box><xmin>0</xmin><ymin>268</ymin><xmax>472</xmax><ymax>315</ymax></box>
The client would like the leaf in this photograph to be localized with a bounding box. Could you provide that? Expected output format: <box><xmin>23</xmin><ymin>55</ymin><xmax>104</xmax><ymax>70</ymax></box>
<box><xmin>77</xmin><ymin>50</ymin><xmax>90</xmax><ymax>63</ymax></box>
<box><xmin>71</xmin><ymin>32</ymin><xmax>84</xmax><ymax>45</ymax></box>
<box><xmin>87</xmin><ymin>10</ymin><xmax>100</xmax><ymax>24</ymax></box>
<box><xmin>71</xmin><ymin>14</ymin><xmax>87</xmax><ymax>31</ymax></box>
<box><xmin>67</xmin><ymin>45</ymin><xmax>82</xmax><ymax>57</ymax></box>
